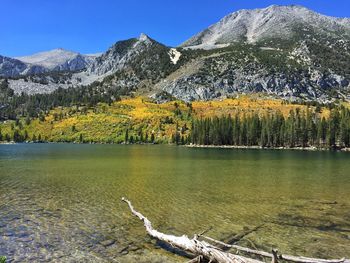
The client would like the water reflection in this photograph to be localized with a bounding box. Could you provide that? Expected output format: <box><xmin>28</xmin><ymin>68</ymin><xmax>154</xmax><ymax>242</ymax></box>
<box><xmin>0</xmin><ymin>144</ymin><xmax>349</xmax><ymax>262</ymax></box>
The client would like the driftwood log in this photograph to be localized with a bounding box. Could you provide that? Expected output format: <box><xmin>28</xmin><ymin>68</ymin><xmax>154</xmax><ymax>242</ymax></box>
<box><xmin>122</xmin><ymin>197</ymin><xmax>350</xmax><ymax>263</ymax></box>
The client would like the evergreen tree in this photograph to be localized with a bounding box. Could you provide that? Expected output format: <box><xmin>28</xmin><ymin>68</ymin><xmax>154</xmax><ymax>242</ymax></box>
<box><xmin>25</xmin><ymin>116</ymin><xmax>31</xmax><ymax>125</ymax></box>
<box><xmin>189</xmin><ymin>107</ymin><xmax>350</xmax><ymax>149</ymax></box>
<box><xmin>125</xmin><ymin>129</ymin><xmax>129</xmax><ymax>143</ymax></box>
<box><xmin>13</xmin><ymin>130</ymin><xmax>23</xmax><ymax>142</ymax></box>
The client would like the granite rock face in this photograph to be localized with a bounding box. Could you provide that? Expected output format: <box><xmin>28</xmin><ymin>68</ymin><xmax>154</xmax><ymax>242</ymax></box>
<box><xmin>2</xmin><ymin>5</ymin><xmax>350</xmax><ymax>103</ymax></box>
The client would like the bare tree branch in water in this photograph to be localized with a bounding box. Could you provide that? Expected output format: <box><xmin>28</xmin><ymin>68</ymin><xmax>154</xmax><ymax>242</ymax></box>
<box><xmin>122</xmin><ymin>197</ymin><xmax>350</xmax><ymax>263</ymax></box>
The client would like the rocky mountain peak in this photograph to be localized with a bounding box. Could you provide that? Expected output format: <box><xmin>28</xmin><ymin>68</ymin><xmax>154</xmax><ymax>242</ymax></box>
<box><xmin>16</xmin><ymin>49</ymin><xmax>80</xmax><ymax>69</ymax></box>
<box><xmin>181</xmin><ymin>5</ymin><xmax>350</xmax><ymax>49</ymax></box>
<box><xmin>139</xmin><ymin>33</ymin><xmax>150</xmax><ymax>42</ymax></box>
<box><xmin>1</xmin><ymin>5</ymin><xmax>349</xmax><ymax>104</ymax></box>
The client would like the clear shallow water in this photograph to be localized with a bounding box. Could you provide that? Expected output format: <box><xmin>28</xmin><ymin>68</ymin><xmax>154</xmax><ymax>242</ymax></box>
<box><xmin>0</xmin><ymin>144</ymin><xmax>350</xmax><ymax>262</ymax></box>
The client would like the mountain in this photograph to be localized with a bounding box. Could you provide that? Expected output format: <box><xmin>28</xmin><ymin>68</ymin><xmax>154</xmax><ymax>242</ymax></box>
<box><xmin>77</xmin><ymin>33</ymin><xmax>186</xmax><ymax>92</ymax></box>
<box><xmin>0</xmin><ymin>55</ymin><xmax>29</xmax><ymax>78</ymax></box>
<box><xmin>16</xmin><ymin>48</ymin><xmax>95</xmax><ymax>72</ymax></box>
<box><xmin>156</xmin><ymin>5</ymin><xmax>350</xmax><ymax>102</ymax></box>
<box><xmin>181</xmin><ymin>5</ymin><xmax>350</xmax><ymax>49</ymax></box>
<box><xmin>4</xmin><ymin>33</ymin><xmax>186</xmax><ymax>95</ymax></box>
<box><xmin>1</xmin><ymin>5</ymin><xmax>350</xmax><ymax>103</ymax></box>
<box><xmin>0</xmin><ymin>49</ymin><xmax>96</xmax><ymax>78</ymax></box>
<box><xmin>88</xmin><ymin>33</ymin><xmax>182</xmax><ymax>75</ymax></box>
<box><xmin>0</xmin><ymin>55</ymin><xmax>46</xmax><ymax>77</ymax></box>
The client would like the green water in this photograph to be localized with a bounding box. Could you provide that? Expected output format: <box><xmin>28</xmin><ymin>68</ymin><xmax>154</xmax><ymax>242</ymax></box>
<box><xmin>0</xmin><ymin>144</ymin><xmax>349</xmax><ymax>262</ymax></box>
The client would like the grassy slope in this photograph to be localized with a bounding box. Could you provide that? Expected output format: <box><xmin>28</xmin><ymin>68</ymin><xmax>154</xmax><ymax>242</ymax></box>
<box><xmin>0</xmin><ymin>95</ymin><xmax>330</xmax><ymax>143</ymax></box>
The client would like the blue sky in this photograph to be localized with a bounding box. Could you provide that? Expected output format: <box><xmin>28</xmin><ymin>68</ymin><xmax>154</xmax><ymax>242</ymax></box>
<box><xmin>1</xmin><ymin>0</ymin><xmax>349</xmax><ymax>57</ymax></box>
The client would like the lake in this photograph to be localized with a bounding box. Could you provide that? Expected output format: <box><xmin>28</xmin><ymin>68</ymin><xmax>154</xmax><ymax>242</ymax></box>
<box><xmin>0</xmin><ymin>144</ymin><xmax>349</xmax><ymax>262</ymax></box>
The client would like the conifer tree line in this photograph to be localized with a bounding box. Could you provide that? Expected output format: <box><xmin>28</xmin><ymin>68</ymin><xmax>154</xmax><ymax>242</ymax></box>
<box><xmin>0</xmin><ymin>79</ymin><xmax>129</xmax><ymax>121</ymax></box>
<box><xmin>189</xmin><ymin>107</ymin><xmax>350</xmax><ymax>149</ymax></box>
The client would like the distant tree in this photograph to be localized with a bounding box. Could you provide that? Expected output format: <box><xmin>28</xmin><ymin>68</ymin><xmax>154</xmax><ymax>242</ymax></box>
<box><xmin>189</xmin><ymin>107</ymin><xmax>350</xmax><ymax>149</ymax></box>
<box><xmin>25</xmin><ymin>116</ymin><xmax>31</xmax><ymax>125</ymax></box>
<box><xmin>181</xmin><ymin>136</ymin><xmax>185</xmax><ymax>145</ymax></box>
<box><xmin>39</xmin><ymin>114</ymin><xmax>45</xmax><ymax>122</ymax></box>
<box><xmin>13</xmin><ymin>130</ymin><xmax>23</xmax><ymax>142</ymax></box>
<box><xmin>139</xmin><ymin>129</ymin><xmax>144</xmax><ymax>142</ymax></box>
<box><xmin>327</xmin><ymin>110</ymin><xmax>339</xmax><ymax>148</ymax></box>
<box><xmin>24</xmin><ymin>130</ymin><xmax>28</xmax><ymax>141</ymax></box>
<box><xmin>125</xmin><ymin>129</ymin><xmax>129</xmax><ymax>143</ymax></box>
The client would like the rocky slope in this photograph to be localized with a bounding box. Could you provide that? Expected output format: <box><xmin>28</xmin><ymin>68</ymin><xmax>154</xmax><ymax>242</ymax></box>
<box><xmin>155</xmin><ymin>39</ymin><xmax>350</xmax><ymax>103</ymax></box>
<box><xmin>83</xmin><ymin>33</ymin><xmax>186</xmax><ymax>91</ymax></box>
<box><xmin>0</xmin><ymin>49</ymin><xmax>96</xmax><ymax>78</ymax></box>
<box><xmin>0</xmin><ymin>55</ymin><xmax>46</xmax><ymax>78</ymax></box>
<box><xmin>16</xmin><ymin>48</ymin><xmax>96</xmax><ymax>72</ymax></box>
<box><xmin>157</xmin><ymin>5</ymin><xmax>350</xmax><ymax>103</ymax></box>
<box><xmin>3</xmin><ymin>33</ymin><xmax>187</xmax><ymax>95</ymax></box>
<box><xmin>181</xmin><ymin>5</ymin><xmax>350</xmax><ymax>48</ymax></box>
<box><xmin>1</xmin><ymin>5</ymin><xmax>350</xmax><ymax>103</ymax></box>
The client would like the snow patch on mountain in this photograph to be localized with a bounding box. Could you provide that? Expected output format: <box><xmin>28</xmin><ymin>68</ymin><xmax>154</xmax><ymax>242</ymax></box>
<box><xmin>168</xmin><ymin>48</ymin><xmax>181</xmax><ymax>64</ymax></box>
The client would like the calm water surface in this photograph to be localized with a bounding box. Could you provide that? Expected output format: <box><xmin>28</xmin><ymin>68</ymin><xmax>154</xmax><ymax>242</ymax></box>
<box><xmin>0</xmin><ymin>144</ymin><xmax>349</xmax><ymax>262</ymax></box>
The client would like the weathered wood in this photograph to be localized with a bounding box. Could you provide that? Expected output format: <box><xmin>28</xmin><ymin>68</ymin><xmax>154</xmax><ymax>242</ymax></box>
<box><xmin>187</xmin><ymin>256</ymin><xmax>203</xmax><ymax>263</ymax></box>
<box><xmin>122</xmin><ymin>197</ymin><xmax>350</xmax><ymax>263</ymax></box>
<box><xmin>201</xmin><ymin>235</ymin><xmax>271</xmax><ymax>258</ymax></box>
<box><xmin>280</xmin><ymin>255</ymin><xmax>349</xmax><ymax>263</ymax></box>
<box><xmin>218</xmin><ymin>225</ymin><xmax>264</xmax><ymax>251</ymax></box>
<box><xmin>271</xmin><ymin>249</ymin><xmax>279</xmax><ymax>263</ymax></box>
<box><xmin>122</xmin><ymin>197</ymin><xmax>262</xmax><ymax>263</ymax></box>
<box><xmin>201</xmin><ymin>235</ymin><xmax>349</xmax><ymax>263</ymax></box>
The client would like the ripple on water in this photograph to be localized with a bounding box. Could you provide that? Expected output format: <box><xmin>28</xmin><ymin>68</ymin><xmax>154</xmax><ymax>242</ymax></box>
<box><xmin>0</xmin><ymin>144</ymin><xmax>350</xmax><ymax>262</ymax></box>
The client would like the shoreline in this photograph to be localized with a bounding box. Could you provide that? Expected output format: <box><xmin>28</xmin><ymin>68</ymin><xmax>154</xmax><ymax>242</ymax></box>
<box><xmin>185</xmin><ymin>144</ymin><xmax>350</xmax><ymax>152</ymax></box>
<box><xmin>1</xmin><ymin>141</ymin><xmax>350</xmax><ymax>152</ymax></box>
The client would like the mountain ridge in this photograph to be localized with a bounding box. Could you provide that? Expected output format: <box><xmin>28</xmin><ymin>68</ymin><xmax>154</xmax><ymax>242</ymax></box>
<box><xmin>181</xmin><ymin>5</ymin><xmax>350</xmax><ymax>48</ymax></box>
<box><xmin>1</xmin><ymin>5</ymin><xmax>350</xmax><ymax>104</ymax></box>
<box><xmin>16</xmin><ymin>48</ymin><xmax>95</xmax><ymax>70</ymax></box>
<box><xmin>0</xmin><ymin>49</ymin><xmax>98</xmax><ymax>78</ymax></box>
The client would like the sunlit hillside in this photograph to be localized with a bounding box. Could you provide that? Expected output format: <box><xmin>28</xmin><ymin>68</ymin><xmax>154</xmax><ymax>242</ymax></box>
<box><xmin>0</xmin><ymin>95</ymin><xmax>330</xmax><ymax>144</ymax></box>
